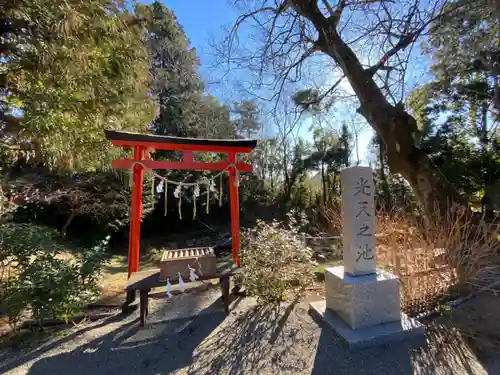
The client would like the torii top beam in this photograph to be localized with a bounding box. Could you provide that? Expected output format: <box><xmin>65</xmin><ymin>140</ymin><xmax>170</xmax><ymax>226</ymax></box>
<box><xmin>105</xmin><ymin>130</ymin><xmax>257</xmax><ymax>153</ymax></box>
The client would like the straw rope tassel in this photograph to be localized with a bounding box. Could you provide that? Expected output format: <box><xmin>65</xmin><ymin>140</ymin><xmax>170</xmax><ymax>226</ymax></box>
<box><xmin>234</xmin><ymin>168</ymin><xmax>240</xmax><ymax>187</ymax></box>
<box><xmin>206</xmin><ymin>180</ymin><xmax>210</xmax><ymax>214</ymax></box>
<box><xmin>193</xmin><ymin>191</ymin><xmax>196</xmax><ymax>219</ymax></box>
<box><xmin>125</xmin><ymin>161</ymin><xmax>244</xmax><ymax>219</ymax></box>
<box><xmin>164</xmin><ymin>181</ymin><xmax>168</xmax><ymax>216</ymax></box>
<box><xmin>178</xmin><ymin>190</ymin><xmax>182</xmax><ymax>220</ymax></box>
<box><xmin>128</xmin><ymin>167</ymin><xmax>134</xmax><ymax>189</ymax></box>
<box><xmin>219</xmin><ymin>174</ymin><xmax>223</xmax><ymax>206</ymax></box>
<box><xmin>151</xmin><ymin>174</ymin><xmax>155</xmax><ymax>207</ymax></box>
<box><xmin>193</xmin><ymin>184</ymin><xmax>200</xmax><ymax>219</ymax></box>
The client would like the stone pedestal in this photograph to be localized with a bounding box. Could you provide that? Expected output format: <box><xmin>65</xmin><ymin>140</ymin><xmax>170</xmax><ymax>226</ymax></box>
<box><xmin>325</xmin><ymin>266</ymin><xmax>401</xmax><ymax>329</ymax></box>
<box><xmin>310</xmin><ymin>265</ymin><xmax>425</xmax><ymax>349</ymax></box>
<box><xmin>309</xmin><ymin>300</ymin><xmax>425</xmax><ymax>349</ymax></box>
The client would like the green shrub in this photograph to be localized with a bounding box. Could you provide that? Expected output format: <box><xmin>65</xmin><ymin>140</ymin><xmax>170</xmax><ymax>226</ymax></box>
<box><xmin>238</xmin><ymin>216</ymin><xmax>317</xmax><ymax>304</ymax></box>
<box><xmin>0</xmin><ymin>223</ymin><xmax>108</xmax><ymax>330</ymax></box>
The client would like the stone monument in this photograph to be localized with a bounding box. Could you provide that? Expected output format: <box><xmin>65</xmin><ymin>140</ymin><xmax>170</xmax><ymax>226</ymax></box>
<box><xmin>309</xmin><ymin>166</ymin><xmax>425</xmax><ymax>349</ymax></box>
<box><xmin>340</xmin><ymin>166</ymin><xmax>376</xmax><ymax>277</ymax></box>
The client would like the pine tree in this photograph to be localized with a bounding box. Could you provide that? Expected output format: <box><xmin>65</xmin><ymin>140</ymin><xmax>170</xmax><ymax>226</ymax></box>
<box><xmin>232</xmin><ymin>100</ymin><xmax>262</xmax><ymax>138</ymax></box>
<box><xmin>136</xmin><ymin>1</ymin><xmax>203</xmax><ymax>137</ymax></box>
<box><xmin>137</xmin><ymin>1</ymin><xmax>237</xmax><ymax>140</ymax></box>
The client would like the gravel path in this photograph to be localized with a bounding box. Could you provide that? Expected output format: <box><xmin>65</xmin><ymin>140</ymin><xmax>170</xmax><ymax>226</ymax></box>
<box><xmin>0</xmin><ymin>286</ymin><xmax>499</xmax><ymax>375</ymax></box>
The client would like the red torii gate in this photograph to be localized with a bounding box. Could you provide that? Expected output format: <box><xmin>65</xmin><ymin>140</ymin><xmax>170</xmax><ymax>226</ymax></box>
<box><xmin>104</xmin><ymin>130</ymin><xmax>257</xmax><ymax>277</ymax></box>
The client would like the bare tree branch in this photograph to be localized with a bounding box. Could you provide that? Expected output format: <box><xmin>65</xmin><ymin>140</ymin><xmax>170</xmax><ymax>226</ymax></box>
<box><xmin>365</xmin><ymin>33</ymin><xmax>418</xmax><ymax>76</ymax></box>
<box><xmin>321</xmin><ymin>0</ymin><xmax>336</xmax><ymax>17</ymax></box>
<box><xmin>218</xmin><ymin>0</ymin><xmax>472</xmax><ymax>209</ymax></box>
<box><xmin>365</xmin><ymin>0</ymin><xmax>478</xmax><ymax>77</ymax></box>
<box><xmin>228</xmin><ymin>6</ymin><xmax>278</xmax><ymax>58</ymax></box>
<box><xmin>325</xmin><ymin>0</ymin><xmax>346</xmax><ymax>27</ymax></box>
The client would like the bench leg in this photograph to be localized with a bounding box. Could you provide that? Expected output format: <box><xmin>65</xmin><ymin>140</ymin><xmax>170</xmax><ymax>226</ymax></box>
<box><xmin>220</xmin><ymin>276</ymin><xmax>230</xmax><ymax>314</ymax></box>
<box><xmin>139</xmin><ymin>289</ymin><xmax>149</xmax><ymax>327</ymax></box>
<box><xmin>122</xmin><ymin>290</ymin><xmax>138</xmax><ymax>315</ymax></box>
<box><xmin>126</xmin><ymin>290</ymin><xmax>136</xmax><ymax>304</ymax></box>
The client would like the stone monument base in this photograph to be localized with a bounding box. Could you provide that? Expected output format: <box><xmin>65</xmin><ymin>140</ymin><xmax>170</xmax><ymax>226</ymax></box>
<box><xmin>309</xmin><ymin>300</ymin><xmax>425</xmax><ymax>349</ymax></box>
<box><xmin>311</xmin><ymin>266</ymin><xmax>425</xmax><ymax>349</ymax></box>
<box><xmin>325</xmin><ymin>266</ymin><xmax>401</xmax><ymax>329</ymax></box>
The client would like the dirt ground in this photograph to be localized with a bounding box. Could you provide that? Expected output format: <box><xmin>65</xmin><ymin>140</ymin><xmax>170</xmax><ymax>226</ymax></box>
<box><xmin>441</xmin><ymin>291</ymin><xmax>500</xmax><ymax>361</ymax></box>
<box><xmin>94</xmin><ymin>257</ymin><xmax>500</xmax><ymax>366</ymax></box>
<box><xmin>2</xmin><ymin>235</ymin><xmax>500</xmax><ymax>368</ymax></box>
<box><xmin>94</xmin><ymin>255</ymin><xmax>157</xmax><ymax>306</ymax></box>
<box><xmin>1</xmin><ymin>285</ymin><xmax>500</xmax><ymax>375</ymax></box>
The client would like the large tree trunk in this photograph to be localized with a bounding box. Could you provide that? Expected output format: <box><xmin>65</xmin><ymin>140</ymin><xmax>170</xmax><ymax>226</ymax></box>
<box><xmin>378</xmin><ymin>137</ymin><xmax>392</xmax><ymax>209</ymax></box>
<box><xmin>291</xmin><ymin>5</ymin><xmax>464</xmax><ymax>212</ymax></box>
<box><xmin>324</xmin><ymin>49</ymin><xmax>458</xmax><ymax>211</ymax></box>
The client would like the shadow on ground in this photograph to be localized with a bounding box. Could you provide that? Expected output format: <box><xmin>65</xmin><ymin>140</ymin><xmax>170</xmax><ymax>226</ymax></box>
<box><xmin>443</xmin><ymin>292</ymin><xmax>500</xmax><ymax>363</ymax></box>
<box><xmin>1</xmin><ymin>292</ymin><xmax>499</xmax><ymax>375</ymax></box>
<box><xmin>1</xmin><ymin>300</ymin><xmax>226</xmax><ymax>375</ymax></box>
<box><xmin>311</xmin><ymin>321</ymin><xmax>499</xmax><ymax>375</ymax></box>
<box><xmin>190</xmin><ymin>300</ymin><xmax>499</xmax><ymax>375</ymax></box>
<box><xmin>188</xmin><ymin>302</ymin><xmax>307</xmax><ymax>374</ymax></box>
<box><xmin>412</xmin><ymin>321</ymin><xmax>500</xmax><ymax>375</ymax></box>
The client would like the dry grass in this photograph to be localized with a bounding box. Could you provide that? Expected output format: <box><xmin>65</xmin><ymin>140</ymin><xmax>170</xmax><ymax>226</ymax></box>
<box><xmin>319</xmin><ymin>203</ymin><xmax>500</xmax><ymax>315</ymax></box>
<box><xmin>378</xmin><ymin>206</ymin><xmax>500</xmax><ymax>314</ymax></box>
<box><xmin>95</xmin><ymin>253</ymin><xmax>160</xmax><ymax>305</ymax></box>
<box><xmin>318</xmin><ymin>203</ymin><xmax>500</xmax><ymax>355</ymax></box>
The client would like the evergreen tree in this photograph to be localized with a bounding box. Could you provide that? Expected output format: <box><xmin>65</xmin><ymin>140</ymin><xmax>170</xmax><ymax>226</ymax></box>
<box><xmin>404</xmin><ymin>1</ymin><xmax>500</xmax><ymax>206</ymax></box>
<box><xmin>337</xmin><ymin>124</ymin><xmax>353</xmax><ymax>168</ymax></box>
<box><xmin>232</xmin><ymin>100</ymin><xmax>262</xmax><ymax>138</ymax></box>
<box><xmin>137</xmin><ymin>1</ymin><xmax>237</xmax><ymax>140</ymax></box>
<box><xmin>136</xmin><ymin>1</ymin><xmax>202</xmax><ymax>137</ymax></box>
<box><xmin>1</xmin><ymin>0</ymin><xmax>156</xmax><ymax>170</ymax></box>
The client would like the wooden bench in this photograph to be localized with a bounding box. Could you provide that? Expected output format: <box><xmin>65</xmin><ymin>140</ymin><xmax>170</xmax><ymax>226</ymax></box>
<box><xmin>123</xmin><ymin>260</ymin><xmax>239</xmax><ymax>326</ymax></box>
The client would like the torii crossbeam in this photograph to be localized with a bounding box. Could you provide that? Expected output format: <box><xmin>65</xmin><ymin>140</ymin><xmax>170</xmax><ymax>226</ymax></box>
<box><xmin>104</xmin><ymin>130</ymin><xmax>258</xmax><ymax>277</ymax></box>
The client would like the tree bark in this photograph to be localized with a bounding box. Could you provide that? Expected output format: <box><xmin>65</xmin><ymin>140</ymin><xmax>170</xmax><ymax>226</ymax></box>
<box><xmin>291</xmin><ymin>4</ymin><xmax>464</xmax><ymax>213</ymax></box>
<box><xmin>321</xmin><ymin>160</ymin><xmax>327</xmax><ymax>204</ymax></box>
<box><xmin>478</xmin><ymin>100</ymin><xmax>494</xmax><ymax>217</ymax></box>
<box><xmin>378</xmin><ymin>138</ymin><xmax>392</xmax><ymax>209</ymax></box>
<box><xmin>354</xmin><ymin>132</ymin><xmax>360</xmax><ymax>165</ymax></box>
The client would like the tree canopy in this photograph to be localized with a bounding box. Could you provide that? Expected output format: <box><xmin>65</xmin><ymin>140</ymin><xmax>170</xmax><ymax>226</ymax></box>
<box><xmin>138</xmin><ymin>1</ymin><xmax>239</xmax><ymax>141</ymax></box>
<box><xmin>0</xmin><ymin>0</ymin><xmax>498</xmax><ymax>242</ymax></box>
<box><xmin>1</xmin><ymin>0</ymin><xmax>157</xmax><ymax>171</ymax></box>
<box><xmin>220</xmin><ymin>0</ymin><xmax>498</xmax><ymax>212</ymax></box>
<box><xmin>405</xmin><ymin>0</ymin><xmax>500</xmax><ymax>205</ymax></box>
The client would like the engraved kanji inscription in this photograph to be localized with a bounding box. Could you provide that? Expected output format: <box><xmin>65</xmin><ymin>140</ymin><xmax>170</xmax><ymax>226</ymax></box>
<box><xmin>356</xmin><ymin>244</ymin><xmax>375</xmax><ymax>262</ymax></box>
<box><xmin>357</xmin><ymin>223</ymin><xmax>372</xmax><ymax>237</ymax></box>
<box><xmin>356</xmin><ymin>201</ymin><xmax>371</xmax><ymax>217</ymax></box>
<box><xmin>353</xmin><ymin>177</ymin><xmax>371</xmax><ymax>197</ymax></box>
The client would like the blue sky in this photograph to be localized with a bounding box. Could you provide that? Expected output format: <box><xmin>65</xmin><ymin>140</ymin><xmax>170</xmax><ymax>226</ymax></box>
<box><xmin>162</xmin><ymin>1</ymin><xmax>237</xmax><ymax>59</ymax></box>
<box><xmin>160</xmin><ymin>0</ymin><xmax>432</xmax><ymax>165</ymax></box>
<box><xmin>161</xmin><ymin>1</ymin><xmax>239</xmax><ymax>81</ymax></box>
